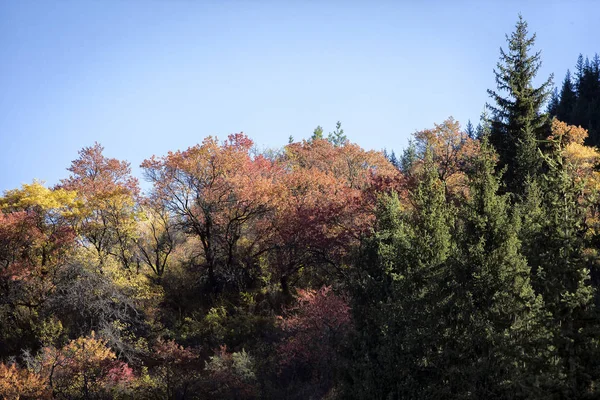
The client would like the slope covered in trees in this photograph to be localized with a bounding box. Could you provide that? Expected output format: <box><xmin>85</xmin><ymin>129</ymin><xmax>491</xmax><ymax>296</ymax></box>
<box><xmin>2</xmin><ymin>16</ymin><xmax>600</xmax><ymax>400</ymax></box>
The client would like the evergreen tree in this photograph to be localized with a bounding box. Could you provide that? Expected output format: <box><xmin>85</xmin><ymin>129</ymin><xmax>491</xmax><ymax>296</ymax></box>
<box><xmin>487</xmin><ymin>15</ymin><xmax>553</xmax><ymax>196</ymax></box>
<box><xmin>465</xmin><ymin>119</ymin><xmax>476</xmax><ymax>139</ymax></box>
<box><xmin>572</xmin><ymin>54</ymin><xmax>600</xmax><ymax>146</ymax></box>
<box><xmin>399</xmin><ymin>139</ymin><xmax>417</xmax><ymax>175</ymax></box>
<box><xmin>519</xmin><ymin>134</ymin><xmax>600</xmax><ymax>398</ymax></box>
<box><xmin>475</xmin><ymin>109</ymin><xmax>493</xmax><ymax>140</ymax></box>
<box><xmin>575</xmin><ymin>54</ymin><xmax>585</xmax><ymax>90</ymax></box>
<box><xmin>344</xmin><ymin>150</ymin><xmax>454</xmax><ymax>399</ymax></box>
<box><xmin>384</xmin><ymin>149</ymin><xmax>399</xmax><ymax>169</ymax></box>
<box><xmin>556</xmin><ymin>70</ymin><xmax>577</xmax><ymax>124</ymax></box>
<box><xmin>548</xmin><ymin>87</ymin><xmax>560</xmax><ymax>116</ymax></box>
<box><xmin>311</xmin><ymin>125</ymin><xmax>324</xmax><ymax>140</ymax></box>
<box><xmin>448</xmin><ymin>137</ymin><xmax>551</xmax><ymax>398</ymax></box>
<box><xmin>546</xmin><ymin>53</ymin><xmax>600</xmax><ymax>145</ymax></box>
<box><xmin>328</xmin><ymin>121</ymin><xmax>348</xmax><ymax>147</ymax></box>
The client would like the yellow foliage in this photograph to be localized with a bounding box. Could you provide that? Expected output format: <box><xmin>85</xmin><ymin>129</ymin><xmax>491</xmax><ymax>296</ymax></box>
<box><xmin>1</xmin><ymin>180</ymin><xmax>78</xmax><ymax>215</ymax></box>
<box><xmin>550</xmin><ymin>120</ymin><xmax>600</xmax><ymax>196</ymax></box>
<box><xmin>0</xmin><ymin>363</ymin><xmax>50</xmax><ymax>400</ymax></box>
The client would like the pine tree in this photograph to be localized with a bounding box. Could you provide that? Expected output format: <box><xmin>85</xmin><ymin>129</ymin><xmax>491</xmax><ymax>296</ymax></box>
<box><xmin>487</xmin><ymin>15</ymin><xmax>553</xmax><ymax>197</ymax></box>
<box><xmin>572</xmin><ymin>54</ymin><xmax>600</xmax><ymax>146</ymax></box>
<box><xmin>399</xmin><ymin>140</ymin><xmax>417</xmax><ymax>175</ymax></box>
<box><xmin>575</xmin><ymin>54</ymin><xmax>585</xmax><ymax>90</ymax></box>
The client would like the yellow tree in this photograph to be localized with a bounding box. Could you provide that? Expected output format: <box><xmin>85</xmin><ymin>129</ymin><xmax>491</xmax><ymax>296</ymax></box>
<box><xmin>411</xmin><ymin>117</ymin><xmax>480</xmax><ymax>199</ymax></box>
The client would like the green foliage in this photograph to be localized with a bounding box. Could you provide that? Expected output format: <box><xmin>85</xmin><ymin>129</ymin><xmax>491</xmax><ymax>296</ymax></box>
<box><xmin>550</xmin><ymin>54</ymin><xmax>600</xmax><ymax>147</ymax></box>
<box><xmin>487</xmin><ymin>15</ymin><xmax>553</xmax><ymax>196</ymax></box>
<box><xmin>3</xmin><ymin>17</ymin><xmax>600</xmax><ymax>398</ymax></box>
<box><xmin>520</xmin><ymin>135</ymin><xmax>600</xmax><ymax>397</ymax></box>
<box><xmin>344</xmin><ymin>151</ymin><xmax>455</xmax><ymax>399</ymax></box>
<box><xmin>328</xmin><ymin>121</ymin><xmax>348</xmax><ymax>147</ymax></box>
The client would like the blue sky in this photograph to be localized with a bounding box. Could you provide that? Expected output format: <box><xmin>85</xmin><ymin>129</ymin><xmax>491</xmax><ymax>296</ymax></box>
<box><xmin>1</xmin><ymin>0</ymin><xmax>598</xmax><ymax>192</ymax></box>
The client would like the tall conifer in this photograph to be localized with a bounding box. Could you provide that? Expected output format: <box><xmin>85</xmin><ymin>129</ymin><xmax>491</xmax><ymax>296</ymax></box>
<box><xmin>487</xmin><ymin>15</ymin><xmax>553</xmax><ymax>196</ymax></box>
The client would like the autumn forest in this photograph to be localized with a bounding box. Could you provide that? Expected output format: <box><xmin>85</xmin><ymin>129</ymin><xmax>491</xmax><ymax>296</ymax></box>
<box><xmin>3</xmin><ymin>16</ymin><xmax>600</xmax><ymax>400</ymax></box>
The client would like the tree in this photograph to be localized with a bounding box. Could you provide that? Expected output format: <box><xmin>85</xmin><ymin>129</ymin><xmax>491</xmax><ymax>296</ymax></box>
<box><xmin>269</xmin><ymin>138</ymin><xmax>399</xmax><ymax>295</ymax></box>
<box><xmin>465</xmin><ymin>119</ymin><xmax>475</xmax><ymax>139</ymax></box>
<box><xmin>205</xmin><ymin>346</ymin><xmax>258</xmax><ymax>399</ymax></box>
<box><xmin>328</xmin><ymin>121</ymin><xmax>348</xmax><ymax>147</ymax></box>
<box><xmin>143</xmin><ymin>339</ymin><xmax>203</xmax><ymax>399</ymax></box>
<box><xmin>0</xmin><ymin>362</ymin><xmax>50</xmax><ymax>400</ymax></box>
<box><xmin>35</xmin><ymin>333</ymin><xmax>134</xmax><ymax>399</ymax></box>
<box><xmin>344</xmin><ymin>150</ymin><xmax>454</xmax><ymax>399</ymax></box>
<box><xmin>447</xmin><ymin>137</ymin><xmax>550</xmax><ymax>397</ymax></box>
<box><xmin>519</xmin><ymin>125</ymin><xmax>600</xmax><ymax>397</ymax></box>
<box><xmin>135</xmin><ymin>196</ymin><xmax>178</xmax><ymax>279</ymax></box>
<box><xmin>141</xmin><ymin>134</ymin><xmax>276</xmax><ymax>292</ymax></box>
<box><xmin>547</xmin><ymin>87</ymin><xmax>560</xmax><ymax>116</ymax></box>
<box><xmin>487</xmin><ymin>15</ymin><xmax>553</xmax><ymax>196</ymax></box>
<box><xmin>0</xmin><ymin>182</ymin><xmax>78</xmax><ymax>358</ymax></box>
<box><xmin>572</xmin><ymin>54</ymin><xmax>600</xmax><ymax>146</ymax></box>
<box><xmin>60</xmin><ymin>143</ymin><xmax>140</xmax><ymax>269</ymax></box>
<box><xmin>277</xmin><ymin>286</ymin><xmax>351</xmax><ymax>398</ymax></box>
<box><xmin>411</xmin><ymin>117</ymin><xmax>480</xmax><ymax>199</ymax></box>
<box><xmin>311</xmin><ymin>126</ymin><xmax>324</xmax><ymax>141</ymax></box>
<box><xmin>556</xmin><ymin>70</ymin><xmax>577</xmax><ymax>123</ymax></box>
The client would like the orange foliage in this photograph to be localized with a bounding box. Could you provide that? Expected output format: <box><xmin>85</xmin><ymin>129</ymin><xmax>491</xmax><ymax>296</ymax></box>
<box><xmin>142</xmin><ymin>133</ymin><xmax>279</xmax><ymax>288</ymax></box>
<box><xmin>60</xmin><ymin>142</ymin><xmax>140</xmax><ymax>267</ymax></box>
<box><xmin>38</xmin><ymin>333</ymin><xmax>133</xmax><ymax>398</ymax></box>
<box><xmin>412</xmin><ymin>117</ymin><xmax>480</xmax><ymax>197</ymax></box>
<box><xmin>0</xmin><ymin>363</ymin><xmax>50</xmax><ymax>400</ymax></box>
<box><xmin>267</xmin><ymin>139</ymin><xmax>401</xmax><ymax>290</ymax></box>
<box><xmin>548</xmin><ymin>119</ymin><xmax>600</xmax><ymax>196</ymax></box>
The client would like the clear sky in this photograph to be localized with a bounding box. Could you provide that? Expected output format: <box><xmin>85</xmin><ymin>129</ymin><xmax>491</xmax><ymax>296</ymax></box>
<box><xmin>1</xmin><ymin>0</ymin><xmax>598</xmax><ymax>192</ymax></box>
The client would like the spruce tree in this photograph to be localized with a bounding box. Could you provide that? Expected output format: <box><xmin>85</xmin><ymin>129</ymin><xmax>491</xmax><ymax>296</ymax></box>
<box><xmin>548</xmin><ymin>88</ymin><xmax>560</xmax><ymax>116</ymax></box>
<box><xmin>573</xmin><ymin>54</ymin><xmax>600</xmax><ymax>146</ymax></box>
<box><xmin>520</xmin><ymin>134</ymin><xmax>600</xmax><ymax>398</ymax></box>
<box><xmin>344</xmin><ymin>150</ymin><xmax>454</xmax><ymax>399</ymax></box>
<box><xmin>465</xmin><ymin>119</ymin><xmax>476</xmax><ymax>139</ymax></box>
<box><xmin>399</xmin><ymin>139</ymin><xmax>417</xmax><ymax>175</ymax></box>
<box><xmin>487</xmin><ymin>15</ymin><xmax>553</xmax><ymax>197</ymax></box>
<box><xmin>446</xmin><ymin>137</ymin><xmax>550</xmax><ymax>398</ymax></box>
<box><xmin>311</xmin><ymin>125</ymin><xmax>324</xmax><ymax>140</ymax></box>
<box><xmin>556</xmin><ymin>70</ymin><xmax>577</xmax><ymax>124</ymax></box>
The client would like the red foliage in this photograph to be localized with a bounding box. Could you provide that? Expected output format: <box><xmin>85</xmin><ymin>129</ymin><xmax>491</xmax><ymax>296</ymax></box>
<box><xmin>278</xmin><ymin>286</ymin><xmax>352</xmax><ymax>368</ymax></box>
<box><xmin>61</xmin><ymin>142</ymin><xmax>139</xmax><ymax>198</ymax></box>
<box><xmin>267</xmin><ymin>139</ymin><xmax>402</xmax><ymax>290</ymax></box>
<box><xmin>142</xmin><ymin>133</ymin><xmax>279</xmax><ymax>287</ymax></box>
<box><xmin>105</xmin><ymin>361</ymin><xmax>134</xmax><ymax>383</ymax></box>
<box><xmin>153</xmin><ymin>339</ymin><xmax>198</xmax><ymax>365</ymax></box>
<box><xmin>0</xmin><ymin>207</ymin><xmax>75</xmax><ymax>283</ymax></box>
